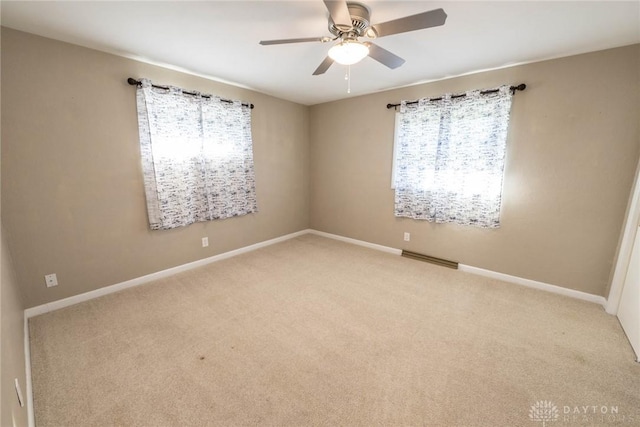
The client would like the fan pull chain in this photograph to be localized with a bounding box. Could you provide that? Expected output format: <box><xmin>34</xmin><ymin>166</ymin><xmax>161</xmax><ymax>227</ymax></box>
<box><xmin>345</xmin><ymin>64</ymin><xmax>351</xmax><ymax>94</ymax></box>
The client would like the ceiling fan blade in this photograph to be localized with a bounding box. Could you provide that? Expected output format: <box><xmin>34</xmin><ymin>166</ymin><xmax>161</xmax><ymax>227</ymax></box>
<box><xmin>323</xmin><ymin>0</ymin><xmax>353</xmax><ymax>30</ymax></box>
<box><xmin>313</xmin><ymin>56</ymin><xmax>334</xmax><ymax>75</ymax></box>
<box><xmin>370</xmin><ymin>8</ymin><xmax>447</xmax><ymax>38</ymax></box>
<box><xmin>365</xmin><ymin>43</ymin><xmax>405</xmax><ymax>69</ymax></box>
<box><xmin>260</xmin><ymin>37</ymin><xmax>328</xmax><ymax>45</ymax></box>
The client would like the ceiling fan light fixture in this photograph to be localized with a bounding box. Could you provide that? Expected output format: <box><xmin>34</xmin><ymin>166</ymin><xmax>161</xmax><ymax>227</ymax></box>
<box><xmin>328</xmin><ymin>40</ymin><xmax>369</xmax><ymax>65</ymax></box>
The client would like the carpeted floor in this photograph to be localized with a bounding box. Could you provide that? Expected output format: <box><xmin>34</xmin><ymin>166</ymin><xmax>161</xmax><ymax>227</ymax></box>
<box><xmin>29</xmin><ymin>234</ymin><xmax>640</xmax><ymax>426</ymax></box>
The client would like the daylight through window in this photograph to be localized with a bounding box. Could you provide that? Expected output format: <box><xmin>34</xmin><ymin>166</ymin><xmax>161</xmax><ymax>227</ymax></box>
<box><xmin>135</xmin><ymin>79</ymin><xmax>257</xmax><ymax>230</ymax></box>
<box><xmin>392</xmin><ymin>86</ymin><xmax>513</xmax><ymax>228</ymax></box>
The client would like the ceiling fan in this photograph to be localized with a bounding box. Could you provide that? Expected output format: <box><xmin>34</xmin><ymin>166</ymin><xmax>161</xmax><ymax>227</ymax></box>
<box><xmin>259</xmin><ymin>0</ymin><xmax>447</xmax><ymax>75</ymax></box>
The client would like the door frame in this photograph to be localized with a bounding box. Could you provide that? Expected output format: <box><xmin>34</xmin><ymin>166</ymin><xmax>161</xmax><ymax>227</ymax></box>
<box><xmin>607</xmin><ymin>159</ymin><xmax>640</xmax><ymax>315</ymax></box>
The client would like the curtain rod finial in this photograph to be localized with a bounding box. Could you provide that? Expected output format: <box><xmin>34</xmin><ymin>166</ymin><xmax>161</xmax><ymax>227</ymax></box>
<box><xmin>127</xmin><ymin>78</ymin><xmax>140</xmax><ymax>86</ymax></box>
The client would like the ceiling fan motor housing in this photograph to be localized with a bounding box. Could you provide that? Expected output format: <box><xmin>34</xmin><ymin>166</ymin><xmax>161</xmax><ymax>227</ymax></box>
<box><xmin>259</xmin><ymin>1</ymin><xmax>448</xmax><ymax>75</ymax></box>
<box><xmin>329</xmin><ymin>2</ymin><xmax>371</xmax><ymax>37</ymax></box>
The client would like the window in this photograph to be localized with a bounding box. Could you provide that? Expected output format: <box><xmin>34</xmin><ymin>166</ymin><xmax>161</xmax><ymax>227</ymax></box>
<box><xmin>136</xmin><ymin>79</ymin><xmax>257</xmax><ymax>230</ymax></box>
<box><xmin>392</xmin><ymin>86</ymin><xmax>513</xmax><ymax>228</ymax></box>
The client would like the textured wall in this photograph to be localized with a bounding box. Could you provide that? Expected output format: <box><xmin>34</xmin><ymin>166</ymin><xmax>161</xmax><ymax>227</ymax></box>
<box><xmin>1</xmin><ymin>28</ymin><xmax>310</xmax><ymax>307</ymax></box>
<box><xmin>310</xmin><ymin>44</ymin><xmax>640</xmax><ymax>297</ymax></box>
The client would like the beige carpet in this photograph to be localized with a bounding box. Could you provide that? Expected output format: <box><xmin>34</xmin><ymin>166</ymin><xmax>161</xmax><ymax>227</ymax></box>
<box><xmin>29</xmin><ymin>234</ymin><xmax>640</xmax><ymax>426</ymax></box>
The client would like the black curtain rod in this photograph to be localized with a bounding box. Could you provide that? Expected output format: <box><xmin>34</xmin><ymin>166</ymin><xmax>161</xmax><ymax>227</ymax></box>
<box><xmin>127</xmin><ymin>78</ymin><xmax>254</xmax><ymax>109</ymax></box>
<box><xmin>386</xmin><ymin>84</ymin><xmax>526</xmax><ymax>109</ymax></box>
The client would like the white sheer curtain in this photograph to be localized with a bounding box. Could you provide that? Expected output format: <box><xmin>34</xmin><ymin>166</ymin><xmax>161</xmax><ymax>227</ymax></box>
<box><xmin>393</xmin><ymin>86</ymin><xmax>513</xmax><ymax>228</ymax></box>
<box><xmin>136</xmin><ymin>79</ymin><xmax>257</xmax><ymax>230</ymax></box>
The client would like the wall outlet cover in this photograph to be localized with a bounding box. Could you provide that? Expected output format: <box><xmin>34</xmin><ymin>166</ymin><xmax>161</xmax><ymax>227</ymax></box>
<box><xmin>15</xmin><ymin>378</ymin><xmax>24</xmax><ymax>407</ymax></box>
<box><xmin>45</xmin><ymin>273</ymin><xmax>58</xmax><ymax>287</ymax></box>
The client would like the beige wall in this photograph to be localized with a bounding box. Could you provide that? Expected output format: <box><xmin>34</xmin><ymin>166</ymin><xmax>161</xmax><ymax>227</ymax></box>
<box><xmin>2</xmin><ymin>26</ymin><xmax>638</xmax><ymax>308</ymax></box>
<box><xmin>1</xmin><ymin>28</ymin><xmax>310</xmax><ymax>307</ymax></box>
<box><xmin>310</xmin><ymin>44</ymin><xmax>640</xmax><ymax>297</ymax></box>
<box><xmin>1</xmin><ymin>228</ymin><xmax>28</xmax><ymax>427</ymax></box>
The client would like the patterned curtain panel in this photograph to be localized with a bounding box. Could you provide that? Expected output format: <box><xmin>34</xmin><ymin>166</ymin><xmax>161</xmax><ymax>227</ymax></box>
<box><xmin>394</xmin><ymin>86</ymin><xmax>513</xmax><ymax>228</ymax></box>
<box><xmin>136</xmin><ymin>79</ymin><xmax>257</xmax><ymax>230</ymax></box>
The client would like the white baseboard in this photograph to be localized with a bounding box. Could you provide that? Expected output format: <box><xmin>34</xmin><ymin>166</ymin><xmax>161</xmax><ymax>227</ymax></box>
<box><xmin>307</xmin><ymin>230</ymin><xmax>402</xmax><ymax>255</ymax></box>
<box><xmin>310</xmin><ymin>230</ymin><xmax>607</xmax><ymax>307</ymax></box>
<box><xmin>26</xmin><ymin>227</ymin><xmax>604</xmax><ymax>317</ymax></box>
<box><xmin>23</xmin><ymin>316</ymin><xmax>35</xmax><ymax>427</ymax></box>
<box><xmin>459</xmin><ymin>264</ymin><xmax>607</xmax><ymax>306</ymax></box>
<box><xmin>24</xmin><ymin>229</ymin><xmax>311</xmax><ymax>319</ymax></box>
<box><xmin>24</xmin><ymin>228</ymin><xmax>398</xmax><ymax>319</ymax></box>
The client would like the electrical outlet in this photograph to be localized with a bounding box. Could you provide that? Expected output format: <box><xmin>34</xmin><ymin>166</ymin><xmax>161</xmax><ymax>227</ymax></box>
<box><xmin>202</xmin><ymin>237</ymin><xmax>209</xmax><ymax>247</ymax></box>
<box><xmin>15</xmin><ymin>378</ymin><xmax>24</xmax><ymax>407</ymax></box>
<box><xmin>45</xmin><ymin>273</ymin><xmax>58</xmax><ymax>287</ymax></box>
<box><xmin>404</xmin><ymin>232</ymin><xmax>411</xmax><ymax>242</ymax></box>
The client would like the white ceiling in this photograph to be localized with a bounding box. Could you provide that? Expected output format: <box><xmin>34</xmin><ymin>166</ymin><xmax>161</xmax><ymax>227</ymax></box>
<box><xmin>2</xmin><ymin>1</ymin><xmax>639</xmax><ymax>105</ymax></box>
